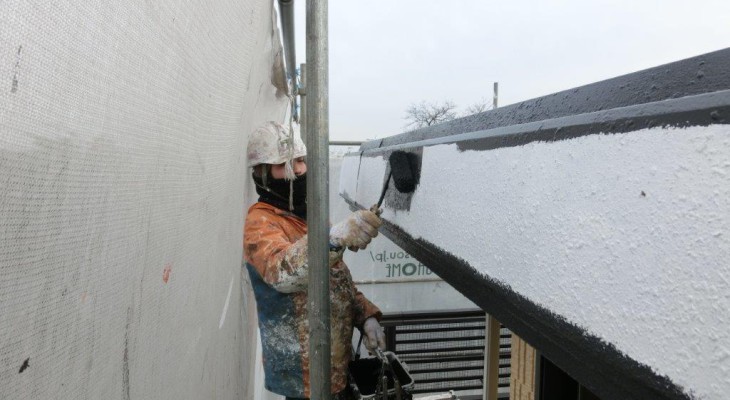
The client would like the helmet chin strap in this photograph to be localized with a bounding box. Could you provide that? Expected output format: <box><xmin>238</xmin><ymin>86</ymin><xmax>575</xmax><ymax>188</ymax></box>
<box><xmin>254</xmin><ymin>165</ymin><xmax>297</xmax><ymax>210</ymax></box>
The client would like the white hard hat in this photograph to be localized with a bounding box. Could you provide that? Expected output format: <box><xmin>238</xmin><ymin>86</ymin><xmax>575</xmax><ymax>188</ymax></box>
<box><xmin>247</xmin><ymin>121</ymin><xmax>306</xmax><ymax>168</ymax></box>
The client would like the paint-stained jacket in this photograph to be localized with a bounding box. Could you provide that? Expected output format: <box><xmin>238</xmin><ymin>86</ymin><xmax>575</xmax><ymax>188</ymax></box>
<box><xmin>244</xmin><ymin>202</ymin><xmax>381</xmax><ymax>398</ymax></box>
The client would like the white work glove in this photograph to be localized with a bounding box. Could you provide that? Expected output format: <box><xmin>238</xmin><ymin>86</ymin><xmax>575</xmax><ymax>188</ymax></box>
<box><xmin>330</xmin><ymin>210</ymin><xmax>382</xmax><ymax>252</ymax></box>
<box><xmin>363</xmin><ymin>317</ymin><xmax>386</xmax><ymax>352</ymax></box>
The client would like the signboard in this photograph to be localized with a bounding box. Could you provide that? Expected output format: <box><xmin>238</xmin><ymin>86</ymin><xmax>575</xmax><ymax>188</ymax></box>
<box><xmin>329</xmin><ymin>153</ymin><xmax>439</xmax><ymax>283</ymax></box>
<box><xmin>344</xmin><ymin>237</ymin><xmax>440</xmax><ymax>283</ymax></box>
<box><xmin>330</xmin><ymin>152</ymin><xmax>475</xmax><ymax>312</ymax></box>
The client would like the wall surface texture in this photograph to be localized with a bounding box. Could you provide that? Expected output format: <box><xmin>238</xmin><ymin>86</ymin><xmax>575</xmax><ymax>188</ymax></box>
<box><xmin>1</xmin><ymin>1</ymin><xmax>287</xmax><ymax>399</ymax></box>
<box><xmin>340</xmin><ymin>121</ymin><xmax>730</xmax><ymax>399</ymax></box>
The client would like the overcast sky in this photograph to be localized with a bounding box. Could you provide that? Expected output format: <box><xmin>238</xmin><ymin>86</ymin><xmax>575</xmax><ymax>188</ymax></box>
<box><xmin>291</xmin><ymin>0</ymin><xmax>730</xmax><ymax>141</ymax></box>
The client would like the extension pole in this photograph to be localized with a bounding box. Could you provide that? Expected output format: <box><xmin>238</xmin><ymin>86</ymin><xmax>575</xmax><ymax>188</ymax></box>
<box><xmin>305</xmin><ymin>0</ymin><xmax>331</xmax><ymax>398</ymax></box>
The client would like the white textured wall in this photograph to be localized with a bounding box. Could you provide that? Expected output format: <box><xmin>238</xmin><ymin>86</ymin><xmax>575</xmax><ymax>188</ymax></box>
<box><xmin>341</xmin><ymin>124</ymin><xmax>730</xmax><ymax>399</ymax></box>
<box><xmin>0</xmin><ymin>1</ymin><xmax>287</xmax><ymax>399</ymax></box>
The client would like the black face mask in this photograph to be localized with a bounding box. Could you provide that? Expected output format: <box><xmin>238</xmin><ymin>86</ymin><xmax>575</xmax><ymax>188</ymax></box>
<box><xmin>253</xmin><ymin>173</ymin><xmax>307</xmax><ymax>219</ymax></box>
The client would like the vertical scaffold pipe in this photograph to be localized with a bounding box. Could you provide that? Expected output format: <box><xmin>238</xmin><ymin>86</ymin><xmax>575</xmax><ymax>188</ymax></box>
<box><xmin>277</xmin><ymin>0</ymin><xmax>296</xmax><ymax>75</ymax></box>
<box><xmin>277</xmin><ymin>0</ymin><xmax>299</xmax><ymax>121</ymax></box>
<box><xmin>305</xmin><ymin>0</ymin><xmax>331</xmax><ymax>399</ymax></box>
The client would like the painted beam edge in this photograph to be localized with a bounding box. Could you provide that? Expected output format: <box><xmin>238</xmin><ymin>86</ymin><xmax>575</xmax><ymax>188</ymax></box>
<box><xmin>362</xmin><ymin>47</ymin><xmax>730</xmax><ymax>151</ymax></box>
<box><xmin>357</xmin><ymin>89</ymin><xmax>730</xmax><ymax>156</ymax></box>
<box><xmin>343</xmin><ymin>196</ymin><xmax>692</xmax><ymax>400</ymax></box>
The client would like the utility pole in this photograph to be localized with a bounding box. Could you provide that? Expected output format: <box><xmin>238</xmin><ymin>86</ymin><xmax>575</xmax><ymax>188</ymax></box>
<box><xmin>483</xmin><ymin>81</ymin><xmax>500</xmax><ymax>400</ymax></box>
<box><xmin>493</xmin><ymin>82</ymin><xmax>499</xmax><ymax>109</ymax></box>
<box><xmin>305</xmin><ymin>0</ymin><xmax>331</xmax><ymax>399</ymax></box>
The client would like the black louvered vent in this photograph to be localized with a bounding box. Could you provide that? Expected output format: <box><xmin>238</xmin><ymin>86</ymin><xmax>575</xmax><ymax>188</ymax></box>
<box><xmin>380</xmin><ymin>310</ymin><xmax>511</xmax><ymax>399</ymax></box>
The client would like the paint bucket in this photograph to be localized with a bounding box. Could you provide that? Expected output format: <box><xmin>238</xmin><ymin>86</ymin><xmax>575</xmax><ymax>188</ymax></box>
<box><xmin>348</xmin><ymin>351</ymin><xmax>415</xmax><ymax>400</ymax></box>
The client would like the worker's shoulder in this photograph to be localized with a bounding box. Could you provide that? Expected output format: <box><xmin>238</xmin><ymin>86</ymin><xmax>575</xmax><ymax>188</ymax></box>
<box><xmin>247</xmin><ymin>202</ymin><xmax>277</xmax><ymax>218</ymax></box>
<box><xmin>248</xmin><ymin>201</ymin><xmax>273</xmax><ymax>213</ymax></box>
<box><xmin>246</xmin><ymin>202</ymin><xmax>291</xmax><ymax>224</ymax></box>
<box><xmin>245</xmin><ymin>202</ymin><xmax>306</xmax><ymax>239</ymax></box>
<box><xmin>245</xmin><ymin>204</ymin><xmax>282</xmax><ymax>239</ymax></box>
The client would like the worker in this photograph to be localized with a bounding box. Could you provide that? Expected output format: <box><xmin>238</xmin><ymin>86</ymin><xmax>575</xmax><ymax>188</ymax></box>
<box><xmin>244</xmin><ymin>121</ymin><xmax>385</xmax><ymax>400</ymax></box>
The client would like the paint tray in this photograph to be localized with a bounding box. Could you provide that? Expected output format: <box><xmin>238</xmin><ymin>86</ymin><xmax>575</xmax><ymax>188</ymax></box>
<box><xmin>348</xmin><ymin>351</ymin><xmax>414</xmax><ymax>400</ymax></box>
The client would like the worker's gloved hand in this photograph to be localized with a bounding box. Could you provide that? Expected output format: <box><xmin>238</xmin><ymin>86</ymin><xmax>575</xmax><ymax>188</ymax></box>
<box><xmin>329</xmin><ymin>210</ymin><xmax>382</xmax><ymax>251</ymax></box>
<box><xmin>363</xmin><ymin>317</ymin><xmax>386</xmax><ymax>352</ymax></box>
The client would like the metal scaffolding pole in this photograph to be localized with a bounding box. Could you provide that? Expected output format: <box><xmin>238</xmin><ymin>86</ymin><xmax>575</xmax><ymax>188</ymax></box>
<box><xmin>277</xmin><ymin>0</ymin><xmax>296</xmax><ymax>76</ymax></box>
<box><xmin>329</xmin><ymin>140</ymin><xmax>363</xmax><ymax>146</ymax></box>
<box><xmin>277</xmin><ymin>0</ymin><xmax>299</xmax><ymax>121</ymax></box>
<box><xmin>305</xmin><ymin>0</ymin><xmax>331</xmax><ymax>398</ymax></box>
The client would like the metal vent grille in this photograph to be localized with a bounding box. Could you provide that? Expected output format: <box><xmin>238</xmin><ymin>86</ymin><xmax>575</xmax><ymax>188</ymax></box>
<box><xmin>380</xmin><ymin>310</ymin><xmax>511</xmax><ymax>399</ymax></box>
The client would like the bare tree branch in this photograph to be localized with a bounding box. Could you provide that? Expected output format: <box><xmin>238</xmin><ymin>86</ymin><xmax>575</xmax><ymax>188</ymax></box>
<box><xmin>463</xmin><ymin>97</ymin><xmax>493</xmax><ymax>116</ymax></box>
<box><xmin>404</xmin><ymin>100</ymin><xmax>458</xmax><ymax>129</ymax></box>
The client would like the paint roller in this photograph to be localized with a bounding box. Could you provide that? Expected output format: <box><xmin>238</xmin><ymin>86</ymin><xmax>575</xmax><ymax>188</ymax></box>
<box><xmin>370</xmin><ymin>151</ymin><xmax>419</xmax><ymax>215</ymax></box>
